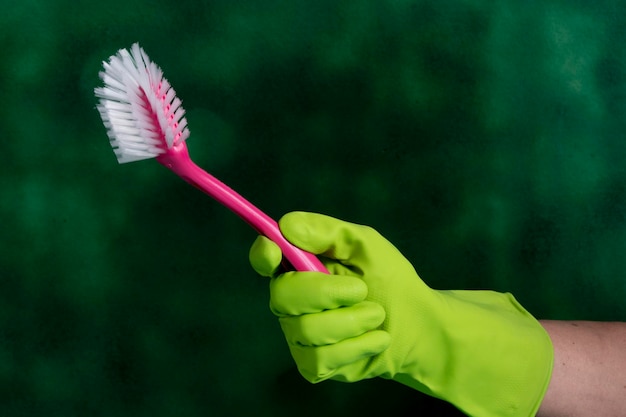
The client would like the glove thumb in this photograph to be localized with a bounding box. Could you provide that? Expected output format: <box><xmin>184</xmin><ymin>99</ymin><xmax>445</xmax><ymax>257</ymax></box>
<box><xmin>279</xmin><ymin>212</ymin><xmax>378</xmax><ymax>265</ymax></box>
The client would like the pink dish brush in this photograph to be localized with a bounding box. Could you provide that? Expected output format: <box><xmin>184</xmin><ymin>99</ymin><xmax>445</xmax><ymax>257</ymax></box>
<box><xmin>94</xmin><ymin>43</ymin><xmax>328</xmax><ymax>273</ymax></box>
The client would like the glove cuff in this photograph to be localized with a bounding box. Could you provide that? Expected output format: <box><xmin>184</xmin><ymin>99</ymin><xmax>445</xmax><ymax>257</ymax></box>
<box><xmin>395</xmin><ymin>290</ymin><xmax>553</xmax><ymax>417</ymax></box>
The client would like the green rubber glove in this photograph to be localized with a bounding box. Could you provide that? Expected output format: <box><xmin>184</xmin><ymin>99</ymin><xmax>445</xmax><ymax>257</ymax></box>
<box><xmin>250</xmin><ymin>212</ymin><xmax>553</xmax><ymax>417</ymax></box>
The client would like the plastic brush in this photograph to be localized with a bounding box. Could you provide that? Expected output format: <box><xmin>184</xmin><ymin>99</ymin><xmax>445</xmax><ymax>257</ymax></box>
<box><xmin>94</xmin><ymin>43</ymin><xmax>328</xmax><ymax>273</ymax></box>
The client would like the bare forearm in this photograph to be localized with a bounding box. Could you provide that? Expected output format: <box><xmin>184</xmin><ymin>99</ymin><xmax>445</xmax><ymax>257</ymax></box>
<box><xmin>536</xmin><ymin>320</ymin><xmax>626</xmax><ymax>417</ymax></box>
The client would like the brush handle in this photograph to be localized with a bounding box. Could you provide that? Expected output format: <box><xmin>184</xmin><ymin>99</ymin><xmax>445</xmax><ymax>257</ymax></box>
<box><xmin>156</xmin><ymin>143</ymin><xmax>329</xmax><ymax>274</ymax></box>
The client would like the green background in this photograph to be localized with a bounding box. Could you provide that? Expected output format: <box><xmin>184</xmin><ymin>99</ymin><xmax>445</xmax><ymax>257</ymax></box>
<box><xmin>2</xmin><ymin>0</ymin><xmax>626</xmax><ymax>415</ymax></box>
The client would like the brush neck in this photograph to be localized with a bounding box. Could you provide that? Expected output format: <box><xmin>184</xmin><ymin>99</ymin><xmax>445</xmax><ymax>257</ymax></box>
<box><xmin>156</xmin><ymin>143</ymin><xmax>328</xmax><ymax>274</ymax></box>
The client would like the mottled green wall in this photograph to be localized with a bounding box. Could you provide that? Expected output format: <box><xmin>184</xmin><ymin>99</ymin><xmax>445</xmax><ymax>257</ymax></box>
<box><xmin>2</xmin><ymin>1</ymin><xmax>626</xmax><ymax>415</ymax></box>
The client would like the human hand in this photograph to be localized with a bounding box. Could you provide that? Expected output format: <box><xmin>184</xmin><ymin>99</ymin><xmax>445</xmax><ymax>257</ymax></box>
<box><xmin>250</xmin><ymin>212</ymin><xmax>553</xmax><ymax>417</ymax></box>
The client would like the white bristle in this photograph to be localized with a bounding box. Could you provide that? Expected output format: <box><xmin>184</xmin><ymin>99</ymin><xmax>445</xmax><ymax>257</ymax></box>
<box><xmin>94</xmin><ymin>43</ymin><xmax>190</xmax><ymax>164</ymax></box>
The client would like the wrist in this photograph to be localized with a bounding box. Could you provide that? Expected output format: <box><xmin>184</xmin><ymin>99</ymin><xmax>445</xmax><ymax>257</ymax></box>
<box><xmin>393</xmin><ymin>290</ymin><xmax>553</xmax><ymax>417</ymax></box>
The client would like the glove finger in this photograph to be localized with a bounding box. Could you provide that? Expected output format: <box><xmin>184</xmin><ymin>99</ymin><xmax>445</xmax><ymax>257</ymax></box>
<box><xmin>279</xmin><ymin>212</ymin><xmax>395</xmax><ymax>268</ymax></box>
<box><xmin>279</xmin><ymin>301</ymin><xmax>386</xmax><ymax>347</ymax></box>
<box><xmin>270</xmin><ymin>272</ymin><xmax>367</xmax><ymax>316</ymax></box>
<box><xmin>289</xmin><ymin>330</ymin><xmax>391</xmax><ymax>383</ymax></box>
<box><xmin>249</xmin><ymin>235</ymin><xmax>282</xmax><ymax>277</ymax></box>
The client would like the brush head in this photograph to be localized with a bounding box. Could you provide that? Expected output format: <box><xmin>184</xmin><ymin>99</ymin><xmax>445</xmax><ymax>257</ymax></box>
<box><xmin>94</xmin><ymin>43</ymin><xmax>190</xmax><ymax>163</ymax></box>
